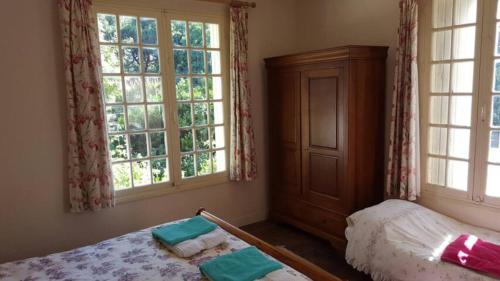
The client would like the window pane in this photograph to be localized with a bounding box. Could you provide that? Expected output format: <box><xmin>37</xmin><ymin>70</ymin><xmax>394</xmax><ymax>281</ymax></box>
<box><xmin>427</xmin><ymin>157</ymin><xmax>446</xmax><ymax>186</ymax></box>
<box><xmin>433</xmin><ymin>0</ymin><xmax>453</xmax><ymax>28</ymax></box>
<box><xmin>145</xmin><ymin>76</ymin><xmax>163</xmax><ymax>102</ymax></box>
<box><xmin>100</xmin><ymin>45</ymin><xmax>120</xmax><ymax>73</ymax></box>
<box><xmin>193</xmin><ymin>77</ymin><xmax>207</xmax><ymax>100</ymax></box>
<box><xmin>496</xmin><ymin>24</ymin><xmax>500</xmax><ymax>56</ymax></box>
<box><xmin>177</xmin><ymin>103</ymin><xmax>192</xmax><ymax>127</ymax></box>
<box><xmin>112</xmin><ymin>162</ymin><xmax>131</xmax><ymax>190</ymax></box>
<box><xmin>152</xmin><ymin>158</ymin><xmax>169</xmax><ymax>183</ymax></box>
<box><xmin>124</xmin><ymin>76</ymin><xmax>143</xmax><ymax>103</ymax></box>
<box><xmin>195</xmin><ymin>128</ymin><xmax>210</xmax><ymax>150</ymax></box>
<box><xmin>122</xmin><ymin>47</ymin><xmax>140</xmax><ymax>73</ymax></box>
<box><xmin>189</xmin><ymin>22</ymin><xmax>204</xmax><ymax>48</ymax></box>
<box><xmin>127</xmin><ymin>105</ymin><xmax>146</xmax><ymax>131</ymax></box>
<box><xmin>209</xmin><ymin>102</ymin><xmax>224</xmax><ymax>125</ymax></box>
<box><xmin>103</xmin><ymin>76</ymin><xmax>124</xmax><ymax>103</ymax></box>
<box><xmin>493</xmin><ymin>60</ymin><xmax>500</xmax><ymax>92</ymax></box>
<box><xmin>143</xmin><ymin>47</ymin><xmax>160</xmax><ymax>73</ymax></box>
<box><xmin>432</xmin><ymin>30</ymin><xmax>451</xmax><ymax>61</ymax></box>
<box><xmin>498</xmin><ymin>0</ymin><xmax>500</xmax><ymax>19</ymax></box>
<box><xmin>132</xmin><ymin>160</ymin><xmax>151</xmax><ymax>186</ymax></box>
<box><xmin>452</xmin><ymin>61</ymin><xmax>474</xmax><ymax>93</ymax></box>
<box><xmin>171</xmin><ymin>20</ymin><xmax>187</xmax><ymax>47</ymax></box>
<box><xmin>431</xmin><ymin>63</ymin><xmax>450</xmax><ymax>93</ymax></box>
<box><xmin>106</xmin><ymin>105</ymin><xmax>126</xmax><ymax>132</ymax></box>
<box><xmin>120</xmin><ymin>16</ymin><xmax>138</xmax><ymax>44</ymax></box>
<box><xmin>454</xmin><ymin>0</ymin><xmax>477</xmax><ymax>25</ymax></box>
<box><xmin>130</xmin><ymin>133</ymin><xmax>148</xmax><ymax>158</ymax></box>
<box><xmin>140</xmin><ymin>17</ymin><xmax>158</xmax><ymax>45</ymax></box>
<box><xmin>194</xmin><ymin>103</ymin><xmax>209</xmax><ymax>126</ymax></box>
<box><xmin>429</xmin><ymin>96</ymin><xmax>449</xmax><ymax>125</ymax></box>
<box><xmin>447</xmin><ymin>160</ymin><xmax>468</xmax><ymax>191</ymax></box>
<box><xmin>486</xmin><ymin>164</ymin><xmax>500</xmax><ymax>197</ymax></box>
<box><xmin>197</xmin><ymin>152</ymin><xmax>212</xmax><ymax>176</ymax></box>
<box><xmin>492</xmin><ymin>96</ymin><xmax>500</xmax><ymax>127</ymax></box>
<box><xmin>450</xmin><ymin>95</ymin><xmax>472</xmax><ymax>126</ymax></box>
<box><xmin>205</xmin><ymin>23</ymin><xmax>220</xmax><ymax>48</ymax></box>
<box><xmin>181</xmin><ymin>154</ymin><xmax>195</xmax><ymax>178</ymax></box>
<box><xmin>150</xmin><ymin>132</ymin><xmax>167</xmax><ymax>156</ymax></box>
<box><xmin>191</xmin><ymin>50</ymin><xmax>206</xmax><ymax>74</ymax></box>
<box><xmin>147</xmin><ymin>104</ymin><xmax>164</xmax><ymax>129</ymax></box>
<box><xmin>207</xmin><ymin>51</ymin><xmax>221</xmax><ymax>74</ymax></box>
<box><xmin>208</xmin><ymin>77</ymin><xmax>223</xmax><ymax>100</ymax></box>
<box><xmin>98</xmin><ymin>14</ymin><xmax>118</xmax><ymax>43</ymax></box>
<box><xmin>213</xmin><ymin>150</ymin><xmax>226</xmax><ymax>172</ymax></box>
<box><xmin>453</xmin><ymin>26</ymin><xmax>475</xmax><ymax>59</ymax></box>
<box><xmin>448</xmin><ymin>128</ymin><xmax>470</xmax><ymax>159</ymax></box>
<box><xmin>180</xmin><ymin>129</ymin><xmax>194</xmax><ymax>152</ymax></box>
<box><xmin>176</xmin><ymin>77</ymin><xmax>191</xmax><ymax>101</ymax></box>
<box><xmin>109</xmin><ymin>134</ymin><xmax>128</xmax><ymax>161</ymax></box>
<box><xmin>174</xmin><ymin>49</ymin><xmax>189</xmax><ymax>74</ymax></box>
<box><xmin>428</xmin><ymin>127</ymin><xmax>447</xmax><ymax>156</ymax></box>
<box><xmin>212</xmin><ymin>126</ymin><xmax>225</xmax><ymax>149</ymax></box>
<box><xmin>488</xmin><ymin>131</ymin><xmax>500</xmax><ymax>163</ymax></box>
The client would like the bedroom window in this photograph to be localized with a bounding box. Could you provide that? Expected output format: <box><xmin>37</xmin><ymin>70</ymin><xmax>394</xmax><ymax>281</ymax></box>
<box><xmin>95</xmin><ymin>7</ymin><xmax>228</xmax><ymax>199</ymax></box>
<box><xmin>421</xmin><ymin>0</ymin><xmax>500</xmax><ymax>205</ymax></box>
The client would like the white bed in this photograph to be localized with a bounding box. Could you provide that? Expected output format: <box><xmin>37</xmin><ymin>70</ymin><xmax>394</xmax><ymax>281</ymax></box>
<box><xmin>345</xmin><ymin>199</ymin><xmax>500</xmax><ymax>281</ymax></box>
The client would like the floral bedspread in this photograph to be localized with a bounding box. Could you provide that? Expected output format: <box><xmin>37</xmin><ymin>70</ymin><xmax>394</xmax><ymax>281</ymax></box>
<box><xmin>0</xmin><ymin>220</ymin><xmax>309</xmax><ymax>281</ymax></box>
<box><xmin>345</xmin><ymin>199</ymin><xmax>500</xmax><ymax>281</ymax></box>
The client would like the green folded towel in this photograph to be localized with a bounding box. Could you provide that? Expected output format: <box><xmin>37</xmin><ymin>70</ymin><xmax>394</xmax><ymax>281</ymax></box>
<box><xmin>152</xmin><ymin>216</ymin><xmax>217</xmax><ymax>245</ymax></box>
<box><xmin>199</xmin><ymin>246</ymin><xmax>283</xmax><ymax>281</ymax></box>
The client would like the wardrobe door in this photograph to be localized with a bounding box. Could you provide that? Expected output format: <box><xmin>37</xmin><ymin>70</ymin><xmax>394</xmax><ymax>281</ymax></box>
<box><xmin>301</xmin><ymin>67</ymin><xmax>348</xmax><ymax>213</ymax></box>
<box><xmin>269</xmin><ymin>71</ymin><xmax>301</xmax><ymax>196</ymax></box>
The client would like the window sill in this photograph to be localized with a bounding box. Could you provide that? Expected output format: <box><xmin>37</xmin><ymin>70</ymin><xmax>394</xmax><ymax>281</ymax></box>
<box><xmin>115</xmin><ymin>172</ymin><xmax>229</xmax><ymax>204</ymax></box>
<box><xmin>420</xmin><ymin>185</ymin><xmax>500</xmax><ymax>211</ymax></box>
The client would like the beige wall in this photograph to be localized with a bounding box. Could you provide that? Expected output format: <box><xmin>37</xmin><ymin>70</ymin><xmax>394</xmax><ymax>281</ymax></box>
<box><xmin>0</xmin><ymin>0</ymin><xmax>297</xmax><ymax>263</ymax></box>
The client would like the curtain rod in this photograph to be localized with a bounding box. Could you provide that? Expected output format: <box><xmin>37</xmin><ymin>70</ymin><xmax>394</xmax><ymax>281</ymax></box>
<box><xmin>195</xmin><ymin>0</ymin><xmax>256</xmax><ymax>8</ymax></box>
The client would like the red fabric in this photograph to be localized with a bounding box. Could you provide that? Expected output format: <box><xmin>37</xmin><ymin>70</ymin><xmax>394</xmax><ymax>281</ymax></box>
<box><xmin>441</xmin><ymin>234</ymin><xmax>500</xmax><ymax>278</ymax></box>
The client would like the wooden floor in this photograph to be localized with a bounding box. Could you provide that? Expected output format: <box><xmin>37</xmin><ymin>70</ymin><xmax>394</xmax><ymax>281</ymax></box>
<box><xmin>241</xmin><ymin>220</ymin><xmax>372</xmax><ymax>281</ymax></box>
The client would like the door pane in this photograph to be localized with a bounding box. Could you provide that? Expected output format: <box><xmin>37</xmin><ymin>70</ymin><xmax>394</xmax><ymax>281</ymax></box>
<box><xmin>491</xmin><ymin>96</ymin><xmax>500</xmax><ymax>127</ymax></box>
<box><xmin>486</xmin><ymin>164</ymin><xmax>500</xmax><ymax>197</ymax></box>
<box><xmin>428</xmin><ymin>157</ymin><xmax>446</xmax><ymax>186</ymax></box>
<box><xmin>450</xmin><ymin>95</ymin><xmax>472</xmax><ymax>126</ymax></box>
<box><xmin>431</xmin><ymin>63</ymin><xmax>450</xmax><ymax>93</ymax></box>
<box><xmin>447</xmin><ymin>160</ymin><xmax>468</xmax><ymax>191</ymax></box>
<box><xmin>454</xmin><ymin>0</ymin><xmax>477</xmax><ymax>25</ymax></box>
<box><xmin>428</xmin><ymin>127</ymin><xmax>447</xmax><ymax>155</ymax></box>
<box><xmin>448</xmin><ymin>128</ymin><xmax>470</xmax><ymax>159</ymax></box>
<box><xmin>120</xmin><ymin>16</ymin><xmax>138</xmax><ymax>44</ymax></box>
<box><xmin>432</xmin><ymin>30</ymin><xmax>452</xmax><ymax>61</ymax></box>
<box><xmin>452</xmin><ymin>62</ymin><xmax>474</xmax><ymax>93</ymax></box>
<box><xmin>489</xmin><ymin>131</ymin><xmax>500</xmax><ymax>163</ymax></box>
<box><xmin>453</xmin><ymin>26</ymin><xmax>476</xmax><ymax>59</ymax></box>
<box><xmin>492</xmin><ymin>60</ymin><xmax>500</xmax><ymax>92</ymax></box>
<box><xmin>429</xmin><ymin>96</ymin><xmax>449</xmax><ymax>124</ymax></box>
<box><xmin>433</xmin><ymin>0</ymin><xmax>453</xmax><ymax>28</ymax></box>
<box><xmin>124</xmin><ymin>76</ymin><xmax>143</xmax><ymax>103</ymax></box>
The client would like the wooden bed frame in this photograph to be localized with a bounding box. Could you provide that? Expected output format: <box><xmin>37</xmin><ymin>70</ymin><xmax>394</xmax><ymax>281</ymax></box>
<box><xmin>196</xmin><ymin>208</ymin><xmax>344</xmax><ymax>281</ymax></box>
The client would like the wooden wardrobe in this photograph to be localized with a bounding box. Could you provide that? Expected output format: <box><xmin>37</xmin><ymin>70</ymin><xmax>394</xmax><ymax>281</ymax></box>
<box><xmin>265</xmin><ymin>46</ymin><xmax>388</xmax><ymax>248</ymax></box>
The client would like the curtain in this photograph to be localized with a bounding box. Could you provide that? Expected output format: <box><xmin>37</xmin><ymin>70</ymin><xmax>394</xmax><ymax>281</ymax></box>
<box><xmin>58</xmin><ymin>0</ymin><xmax>114</xmax><ymax>212</ymax></box>
<box><xmin>386</xmin><ymin>0</ymin><xmax>420</xmax><ymax>201</ymax></box>
<box><xmin>229</xmin><ymin>7</ymin><xmax>257</xmax><ymax>181</ymax></box>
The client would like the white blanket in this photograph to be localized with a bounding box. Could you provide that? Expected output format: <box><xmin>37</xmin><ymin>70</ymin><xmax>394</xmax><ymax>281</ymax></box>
<box><xmin>345</xmin><ymin>199</ymin><xmax>500</xmax><ymax>281</ymax></box>
<box><xmin>256</xmin><ymin>268</ymin><xmax>311</xmax><ymax>281</ymax></box>
<box><xmin>163</xmin><ymin>227</ymin><xmax>227</xmax><ymax>258</ymax></box>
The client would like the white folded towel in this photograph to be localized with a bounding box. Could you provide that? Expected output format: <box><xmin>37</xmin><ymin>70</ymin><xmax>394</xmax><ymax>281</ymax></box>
<box><xmin>163</xmin><ymin>228</ymin><xmax>227</xmax><ymax>258</ymax></box>
<box><xmin>256</xmin><ymin>268</ymin><xmax>311</xmax><ymax>281</ymax></box>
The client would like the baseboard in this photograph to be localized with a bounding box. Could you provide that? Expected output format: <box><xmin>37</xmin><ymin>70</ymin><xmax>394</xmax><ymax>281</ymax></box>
<box><xmin>230</xmin><ymin>208</ymin><xmax>269</xmax><ymax>227</ymax></box>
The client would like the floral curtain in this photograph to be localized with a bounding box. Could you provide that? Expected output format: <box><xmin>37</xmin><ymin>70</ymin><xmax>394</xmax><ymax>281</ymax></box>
<box><xmin>58</xmin><ymin>0</ymin><xmax>114</xmax><ymax>212</ymax></box>
<box><xmin>229</xmin><ymin>7</ymin><xmax>257</xmax><ymax>181</ymax></box>
<box><xmin>386</xmin><ymin>0</ymin><xmax>420</xmax><ymax>201</ymax></box>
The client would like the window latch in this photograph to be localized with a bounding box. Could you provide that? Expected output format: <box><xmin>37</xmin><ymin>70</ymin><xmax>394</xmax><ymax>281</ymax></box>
<box><xmin>481</xmin><ymin>106</ymin><xmax>486</xmax><ymax>122</ymax></box>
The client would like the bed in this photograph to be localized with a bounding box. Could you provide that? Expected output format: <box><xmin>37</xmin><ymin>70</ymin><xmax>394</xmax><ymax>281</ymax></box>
<box><xmin>0</xmin><ymin>209</ymin><xmax>341</xmax><ymax>281</ymax></box>
<box><xmin>345</xmin><ymin>199</ymin><xmax>500</xmax><ymax>281</ymax></box>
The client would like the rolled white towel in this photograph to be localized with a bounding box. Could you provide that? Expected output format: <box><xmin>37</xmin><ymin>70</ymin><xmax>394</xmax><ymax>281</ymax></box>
<box><xmin>256</xmin><ymin>268</ymin><xmax>311</xmax><ymax>281</ymax></box>
<box><xmin>163</xmin><ymin>228</ymin><xmax>227</xmax><ymax>258</ymax></box>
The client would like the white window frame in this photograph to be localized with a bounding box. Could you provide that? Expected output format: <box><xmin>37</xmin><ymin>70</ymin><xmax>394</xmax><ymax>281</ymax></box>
<box><xmin>420</xmin><ymin>0</ymin><xmax>500</xmax><ymax>209</ymax></box>
<box><xmin>93</xmin><ymin>3</ymin><xmax>230</xmax><ymax>203</ymax></box>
